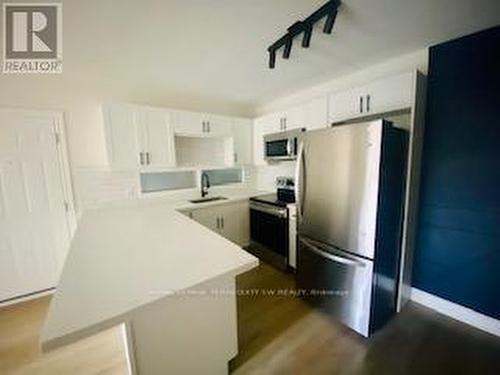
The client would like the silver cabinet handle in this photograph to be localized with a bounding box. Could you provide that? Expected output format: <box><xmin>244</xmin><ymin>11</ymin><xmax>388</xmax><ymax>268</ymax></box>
<box><xmin>283</xmin><ymin>117</ymin><xmax>287</xmax><ymax>130</ymax></box>
<box><xmin>234</xmin><ymin>153</ymin><xmax>238</xmax><ymax>163</ymax></box>
<box><xmin>300</xmin><ymin>238</ymin><xmax>366</xmax><ymax>267</ymax></box>
<box><xmin>366</xmin><ymin>95</ymin><xmax>371</xmax><ymax>112</ymax></box>
<box><xmin>139</xmin><ymin>152</ymin><xmax>144</xmax><ymax>165</ymax></box>
<box><xmin>146</xmin><ymin>152</ymin><xmax>151</xmax><ymax>165</ymax></box>
<box><xmin>202</xmin><ymin>121</ymin><xmax>205</xmax><ymax>133</ymax></box>
<box><xmin>207</xmin><ymin>121</ymin><xmax>210</xmax><ymax>133</ymax></box>
<box><xmin>360</xmin><ymin>96</ymin><xmax>364</xmax><ymax>113</ymax></box>
<box><xmin>216</xmin><ymin>216</ymin><xmax>220</xmax><ymax>229</ymax></box>
<box><xmin>221</xmin><ymin>216</ymin><xmax>224</xmax><ymax>229</ymax></box>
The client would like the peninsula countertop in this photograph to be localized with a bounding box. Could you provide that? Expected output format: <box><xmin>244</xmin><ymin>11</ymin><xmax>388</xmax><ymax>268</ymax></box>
<box><xmin>42</xmin><ymin>191</ymin><xmax>262</xmax><ymax>350</ymax></box>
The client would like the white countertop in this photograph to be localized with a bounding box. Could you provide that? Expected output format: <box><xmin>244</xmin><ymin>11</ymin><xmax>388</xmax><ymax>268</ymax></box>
<box><xmin>42</xmin><ymin>189</ymin><xmax>263</xmax><ymax>350</ymax></box>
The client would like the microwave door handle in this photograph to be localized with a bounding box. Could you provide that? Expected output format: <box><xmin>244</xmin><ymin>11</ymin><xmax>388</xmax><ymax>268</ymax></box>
<box><xmin>295</xmin><ymin>141</ymin><xmax>305</xmax><ymax>221</ymax></box>
<box><xmin>287</xmin><ymin>139</ymin><xmax>292</xmax><ymax>156</ymax></box>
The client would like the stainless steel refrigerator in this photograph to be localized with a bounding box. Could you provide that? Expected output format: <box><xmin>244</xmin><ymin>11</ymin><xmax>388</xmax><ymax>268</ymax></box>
<box><xmin>295</xmin><ymin>119</ymin><xmax>408</xmax><ymax>337</ymax></box>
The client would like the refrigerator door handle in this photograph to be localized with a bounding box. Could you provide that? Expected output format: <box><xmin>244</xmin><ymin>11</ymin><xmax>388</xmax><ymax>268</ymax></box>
<box><xmin>295</xmin><ymin>141</ymin><xmax>306</xmax><ymax>221</ymax></box>
<box><xmin>301</xmin><ymin>238</ymin><xmax>366</xmax><ymax>268</ymax></box>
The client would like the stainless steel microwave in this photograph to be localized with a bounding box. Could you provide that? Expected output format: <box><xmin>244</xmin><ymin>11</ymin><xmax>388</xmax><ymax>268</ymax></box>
<box><xmin>264</xmin><ymin>128</ymin><xmax>306</xmax><ymax>161</ymax></box>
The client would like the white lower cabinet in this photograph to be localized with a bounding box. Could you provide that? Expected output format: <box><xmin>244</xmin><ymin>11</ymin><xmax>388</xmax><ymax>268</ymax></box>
<box><xmin>189</xmin><ymin>201</ymin><xmax>250</xmax><ymax>247</ymax></box>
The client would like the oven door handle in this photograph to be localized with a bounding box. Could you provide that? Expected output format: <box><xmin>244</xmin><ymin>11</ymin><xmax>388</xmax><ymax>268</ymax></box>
<box><xmin>250</xmin><ymin>202</ymin><xmax>288</xmax><ymax>218</ymax></box>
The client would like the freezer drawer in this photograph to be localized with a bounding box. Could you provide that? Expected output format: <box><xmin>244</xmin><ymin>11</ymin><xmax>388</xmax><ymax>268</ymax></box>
<box><xmin>296</xmin><ymin>236</ymin><xmax>374</xmax><ymax>336</ymax></box>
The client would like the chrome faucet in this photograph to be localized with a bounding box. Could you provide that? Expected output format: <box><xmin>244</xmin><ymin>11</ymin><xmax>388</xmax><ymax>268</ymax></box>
<box><xmin>201</xmin><ymin>172</ymin><xmax>210</xmax><ymax>198</ymax></box>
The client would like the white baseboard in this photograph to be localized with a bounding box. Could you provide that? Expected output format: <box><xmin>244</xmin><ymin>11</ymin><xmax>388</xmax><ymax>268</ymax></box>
<box><xmin>411</xmin><ymin>288</ymin><xmax>500</xmax><ymax>338</ymax></box>
<box><xmin>0</xmin><ymin>289</ymin><xmax>55</xmax><ymax>308</ymax></box>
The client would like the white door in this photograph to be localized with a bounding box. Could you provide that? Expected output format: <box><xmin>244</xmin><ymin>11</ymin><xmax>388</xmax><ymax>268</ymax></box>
<box><xmin>0</xmin><ymin>111</ymin><xmax>72</xmax><ymax>302</ymax></box>
<box><xmin>139</xmin><ymin>108</ymin><xmax>176</xmax><ymax>168</ymax></box>
<box><xmin>103</xmin><ymin>103</ymin><xmax>141</xmax><ymax>168</ymax></box>
<box><xmin>232</xmin><ymin>118</ymin><xmax>253</xmax><ymax>165</ymax></box>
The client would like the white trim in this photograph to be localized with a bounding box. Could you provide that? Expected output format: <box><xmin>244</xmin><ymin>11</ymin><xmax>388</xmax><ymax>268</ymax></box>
<box><xmin>0</xmin><ymin>288</ymin><xmax>55</xmax><ymax>308</ymax></box>
<box><xmin>411</xmin><ymin>288</ymin><xmax>500</xmax><ymax>338</ymax></box>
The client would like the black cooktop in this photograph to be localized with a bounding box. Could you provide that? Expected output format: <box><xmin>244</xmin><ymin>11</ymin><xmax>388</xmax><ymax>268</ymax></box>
<box><xmin>250</xmin><ymin>193</ymin><xmax>290</xmax><ymax>208</ymax></box>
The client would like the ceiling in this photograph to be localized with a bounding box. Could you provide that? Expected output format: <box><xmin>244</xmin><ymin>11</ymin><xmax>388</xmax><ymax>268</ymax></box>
<box><xmin>63</xmin><ymin>0</ymin><xmax>500</xmax><ymax>112</ymax></box>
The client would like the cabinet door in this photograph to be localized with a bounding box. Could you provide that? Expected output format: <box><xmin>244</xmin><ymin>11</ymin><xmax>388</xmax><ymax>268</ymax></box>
<box><xmin>173</xmin><ymin>110</ymin><xmax>205</xmax><ymax>136</ymax></box>
<box><xmin>364</xmin><ymin>72</ymin><xmax>414</xmax><ymax>115</ymax></box>
<box><xmin>206</xmin><ymin>115</ymin><xmax>233</xmax><ymax>137</ymax></box>
<box><xmin>284</xmin><ymin>105</ymin><xmax>305</xmax><ymax>130</ymax></box>
<box><xmin>191</xmin><ymin>206</ymin><xmax>220</xmax><ymax>233</ymax></box>
<box><xmin>103</xmin><ymin>103</ymin><xmax>141</xmax><ymax>168</ymax></box>
<box><xmin>140</xmin><ymin>108</ymin><xmax>176</xmax><ymax>168</ymax></box>
<box><xmin>304</xmin><ymin>96</ymin><xmax>328</xmax><ymax>130</ymax></box>
<box><xmin>327</xmin><ymin>88</ymin><xmax>361</xmax><ymax>124</ymax></box>
<box><xmin>232</xmin><ymin>118</ymin><xmax>253</xmax><ymax>165</ymax></box>
<box><xmin>220</xmin><ymin>201</ymin><xmax>250</xmax><ymax>247</ymax></box>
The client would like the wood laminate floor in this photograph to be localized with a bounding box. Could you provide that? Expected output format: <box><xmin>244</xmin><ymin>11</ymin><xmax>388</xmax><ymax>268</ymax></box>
<box><xmin>1</xmin><ymin>263</ymin><xmax>499</xmax><ymax>374</ymax></box>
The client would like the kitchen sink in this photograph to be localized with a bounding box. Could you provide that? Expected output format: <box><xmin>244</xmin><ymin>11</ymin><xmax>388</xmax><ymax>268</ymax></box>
<box><xmin>189</xmin><ymin>196</ymin><xmax>228</xmax><ymax>204</ymax></box>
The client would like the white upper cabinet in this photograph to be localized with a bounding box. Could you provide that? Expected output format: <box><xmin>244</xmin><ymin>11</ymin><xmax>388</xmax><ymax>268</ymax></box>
<box><xmin>232</xmin><ymin>118</ymin><xmax>253</xmax><ymax>165</ymax></box>
<box><xmin>173</xmin><ymin>110</ymin><xmax>232</xmax><ymax>137</ymax></box>
<box><xmin>137</xmin><ymin>108</ymin><xmax>176</xmax><ymax>169</ymax></box>
<box><xmin>364</xmin><ymin>72</ymin><xmax>414</xmax><ymax>115</ymax></box>
<box><xmin>283</xmin><ymin>105</ymin><xmax>305</xmax><ymax>130</ymax></box>
<box><xmin>103</xmin><ymin>103</ymin><xmax>175</xmax><ymax>169</ymax></box>
<box><xmin>206</xmin><ymin>114</ymin><xmax>233</xmax><ymax>137</ymax></box>
<box><xmin>302</xmin><ymin>96</ymin><xmax>329</xmax><ymax>130</ymax></box>
<box><xmin>328</xmin><ymin>72</ymin><xmax>414</xmax><ymax>124</ymax></box>
<box><xmin>103</xmin><ymin>103</ymin><xmax>141</xmax><ymax>168</ymax></box>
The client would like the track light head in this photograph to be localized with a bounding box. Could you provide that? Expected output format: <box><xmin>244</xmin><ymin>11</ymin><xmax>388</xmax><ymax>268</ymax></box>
<box><xmin>269</xmin><ymin>49</ymin><xmax>276</xmax><ymax>69</ymax></box>
<box><xmin>283</xmin><ymin>37</ymin><xmax>293</xmax><ymax>59</ymax></box>
<box><xmin>323</xmin><ymin>9</ymin><xmax>338</xmax><ymax>34</ymax></box>
<box><xmin>302</xmin><ymin>24</ymin><xmax>313</xmax><ymax>48</ymax></box>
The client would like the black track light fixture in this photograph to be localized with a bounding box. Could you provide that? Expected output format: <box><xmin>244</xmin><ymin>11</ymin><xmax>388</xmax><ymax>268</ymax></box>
<box><xmin>267</xmin><ymin>0</ymin><xmax>341</xmax><ymax>69</ymax></box>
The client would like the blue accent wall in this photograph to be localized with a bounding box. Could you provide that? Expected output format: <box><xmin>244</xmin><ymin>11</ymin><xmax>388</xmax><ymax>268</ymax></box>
<box><xmin>413</xmin><ymin>26</ymin><xmax>500</xmax><ymax>319</ymax></box>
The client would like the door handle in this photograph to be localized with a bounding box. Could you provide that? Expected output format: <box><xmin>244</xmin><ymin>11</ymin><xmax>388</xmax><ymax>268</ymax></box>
<box><xmin>366</xmin><ymin>95</ymin><xmax>371</xmax><ymax>112</ymax></box>
<box><xmin>207</xmin><ymin>121</ymin><xmax>210</xmax><ymax>133</ymax></box>
<box><xmin>294</xmin><ymin>141</ymin><xmax>306</xmax><ymax>221</ymax></box>
<box><xmin>359</xmin><ymin>96</ymin><xmax>364</xmax><ymax>113</ymax></box>
<box><xmin>146</xmin><ymin>152</ymin><xmax>151</xmax><ymax>165</ymax></box>
<box><xmin>139</xmin><ymin>152</ymin><xmax>144</xmax><ymax>165</ymax></box>
<box><xmin>221</xmin><ymin>216</ymin><xmax>224</xmax><ymax>229</ymax></box>
<box><xmin>301</xmin><ymin>238</ymin><xmax>366</xmax><ymax>267</ymax></box>
<box><xmin>216</xmin><ymin>216</ymin><xmax>220</xmax><ymax>229</ymax></box>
